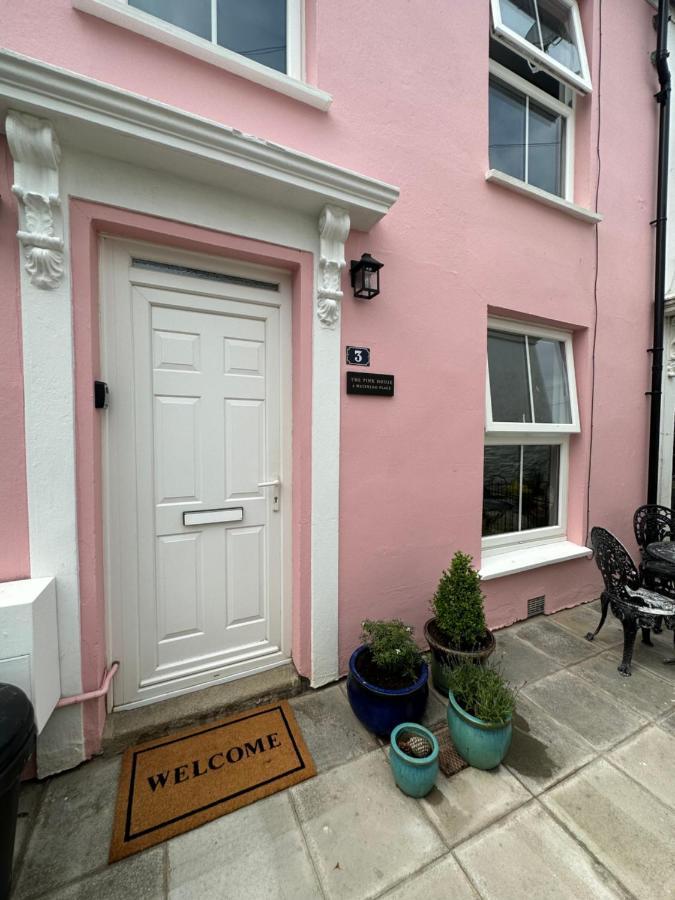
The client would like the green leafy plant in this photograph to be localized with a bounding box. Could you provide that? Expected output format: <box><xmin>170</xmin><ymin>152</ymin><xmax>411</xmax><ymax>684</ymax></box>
<box><xmin>360</xmin><ymin>619</ymin><xmax>422</xmax><ymax>681</ymax></box>
<box><xmin>432</xmin><ymin>551</ymin><xmax>487</xmax><ymax>649</ymax></box>
<box><xmin>447</xmin><ymin>663</ymin><xmax>516</xmax><ymax>724</ymax></box>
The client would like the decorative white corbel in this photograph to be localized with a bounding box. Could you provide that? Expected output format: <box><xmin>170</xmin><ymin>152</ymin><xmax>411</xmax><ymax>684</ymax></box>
<box><xmin>317</xmin><ymin>205</ymin><xmax>350</xmax><ymax>327</ymax></box>
<box><xmin>667</xmin><ymin>338</ymin><xmax>675</xmax><ymax>378</ymax></box>
<box><xmin>6</xmin><ymin>111</ymin><xmax>63</xmax><ymax>290</ymax></box>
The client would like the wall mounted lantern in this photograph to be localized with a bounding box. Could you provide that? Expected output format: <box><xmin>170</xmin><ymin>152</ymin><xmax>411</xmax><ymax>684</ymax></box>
<box><xmin>350</xmin><ymin>252</ymin><xmax>383</xmax><ymax>299</ymax></box>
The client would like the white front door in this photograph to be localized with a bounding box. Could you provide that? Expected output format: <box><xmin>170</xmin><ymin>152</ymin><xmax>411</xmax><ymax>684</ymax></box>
<box><xmin>101</xmin><ymin>240</ymin><xmax>292</xmax><ymax>708</ymax></box>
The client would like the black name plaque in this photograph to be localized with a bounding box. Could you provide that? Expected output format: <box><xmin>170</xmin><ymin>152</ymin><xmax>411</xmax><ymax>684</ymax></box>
<box><xmin>346</xmin><ymin>372</ymin><xmax>394</xmax><ymax>397</ymax></box>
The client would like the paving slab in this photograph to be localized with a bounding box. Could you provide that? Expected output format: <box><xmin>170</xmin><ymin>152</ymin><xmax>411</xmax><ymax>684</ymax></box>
<box><xmin>522</xmin><ymin>669</ymin><xmax>646</xmax><ymax>751</ymax></box>
<box><xmin>291</xmin><ymin>750</ymin><xmax>445</xmax><ymax>900</ymax></box>
<box><xmin>660</xmin><ymin>709</ymin><xmax>675</xmax><ymax>736</ymax></box>
<box><xmin>380</xmin><ymin>854</ymin><xmax>478</xmax><ymax>899</ymax></box>
<box><xmin>46</xmin><ymin>847</ymin><xmax>165</xmax><ymax>900</ymax></box>
<box><xmin>509</xmin><ymin>617</ymin><xmax>600</xmax><ymax>666</ymax></box>
<box><xmin>608</xmin><ymin>725</ymin><xmax>675</xmax><ymax>809</ymax></box>
<box><xmin>13</xmin><ymin>756</ymin><xmax>121</xmax><ymax>900</ymax></box>
<box><xmin>491</xmin><ymin>628</ymin><xmax>561</xmax><ymax>689</ymax></box>
<box><xmin>13</xmin><ymin>779</ymin><xmax>45</xmax><ymax>865</ymax></box>
<box><xmin>609</xmin><ymin>635</ymin><xmax>675</xmax><ymax>683</ymax></box>
<box><xmin>421</xmin><ymin>764</ymin><xmax>529</xmax><ymax>847</ymax></box>
<box><xmin>168</xmin><ymin>791</ymin><xmax>320</xmax><ymax>899</ymax></box>
<box><xmin>504</xmin><ymin>694</ymin><xmax>595</xmax><ymax>795</ymax></box>
<box><xmin>570</xmin><ymin>649</ymin><xmax>675</xmax><ymax>720</ymax></box>
<box><xmin>422</xmin><ymin>688</ymin><xmax>447</xmax><ymax>728</ymax></box>
<box><xmin>543</xmin><ymin>757</ymin><xmax>675</xmax><ymax>899</ymax></box>
<box><xmin>550</xmin><ymin>603</ymin><xmax>623</xmax><ymax>648</ymax></box>
<box><xmin>289</xmin><ymin>684</ymin><xmax>378</xmax><ymax>772</ymax></box>
<box><xmin>454</xmin><ymin>801</ymin><xmax>625</xmax><ymax>900</ymax></box>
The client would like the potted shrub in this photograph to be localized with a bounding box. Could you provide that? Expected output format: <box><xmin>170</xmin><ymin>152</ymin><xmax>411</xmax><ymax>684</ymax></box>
<box><xmin>388</xmin><ymin>722</ymin><xmax>439</xmax><ymax>798</ymax></box>
<box><xmin>347</xmin><ymin>619</ymin><xmax>429</xmax><ymax>737</ymax></box>
<box><xmin>446</xmin><ymin>663</ymin><xmax>515</xmax><ymax>770</ymax></box>
<box><xmin>424</xmin><ymin>551</ymin><xmax>495</xmax><ymax>694</ymax></box>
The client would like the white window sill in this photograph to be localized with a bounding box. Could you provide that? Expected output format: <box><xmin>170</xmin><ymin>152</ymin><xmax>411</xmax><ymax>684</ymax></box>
<box><xmin>72</xmin><ymin>0</ymin><xmax>332</xmax><ymax>112</ymax></box>
<box><xmin>479</xmin><ymin>540</ymin><xmax>592</xmax><ymax>581</ymax></box>
<box><xmin>485</xmin><ymin>170</ymin><xmax>602</xmax><ymax>224</ymax></box>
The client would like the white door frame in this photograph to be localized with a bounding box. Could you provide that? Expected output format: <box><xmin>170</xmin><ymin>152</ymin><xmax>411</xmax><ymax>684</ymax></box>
<box><xmin>100</xmin><ymin>238</ymin><xmax>293</xmax><ymax>708</ymax></box>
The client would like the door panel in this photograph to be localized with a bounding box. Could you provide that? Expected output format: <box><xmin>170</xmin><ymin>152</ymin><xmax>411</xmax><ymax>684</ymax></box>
<box><xmin>102</xmin><ymin>241</ymin><xmax>291</xmax><ymax>707</ymax></box>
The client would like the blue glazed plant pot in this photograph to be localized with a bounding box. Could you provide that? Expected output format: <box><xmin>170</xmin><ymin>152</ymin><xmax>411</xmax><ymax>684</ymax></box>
<box><xmin>446</xmin><ymin>690</ymin><xmax>512</xmax><ymax>770</ymax></box>
<box><xmin>346</xmin><ymin>646</ymin><xmax>429</xmax><ymax>738</ymax></box>
<box><xmin>389</xmin><ymin>723</ymin><xmax>439</xmax><ymax>798</ymax></box>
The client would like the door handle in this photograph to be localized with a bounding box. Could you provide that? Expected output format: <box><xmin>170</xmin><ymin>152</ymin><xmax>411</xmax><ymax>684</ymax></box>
<box><xmin>258</xmin><ymin>478</ymin><xmax>281</xmax><ymax>512</ymax></box>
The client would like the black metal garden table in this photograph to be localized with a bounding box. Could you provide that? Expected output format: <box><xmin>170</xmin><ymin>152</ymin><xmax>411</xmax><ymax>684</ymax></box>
<box><xmin>645</xmin><ymin>541</ymin><xmax>675</xmax><ymax>663</ymax></box>
<box><xmin>646</xmin><ymin>541</ymin><xmax>675</xmax><ymax>567</ymax></box>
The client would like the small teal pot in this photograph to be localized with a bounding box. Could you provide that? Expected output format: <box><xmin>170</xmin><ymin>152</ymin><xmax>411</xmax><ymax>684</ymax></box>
<box><xmin>389</xmin><ymin>723</ymin><xmax>439</xmax><ymax>798</ymax></box>
<box><xmin>347</xmin><ymin>646</ymin><xmax>429</xmax><ymax>737</ymax></box>
<box><xmin>446</xmin><ymin>691</ymin><xmax>512</xmax><ymax>770</ymax></box>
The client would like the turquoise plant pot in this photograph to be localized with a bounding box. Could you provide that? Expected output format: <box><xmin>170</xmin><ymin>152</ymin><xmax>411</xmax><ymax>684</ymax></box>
<box><xmin>388</xmin><ymin>723</ymin><xmax>439</xmax><ymax>798</ymax></box>
<box><xmin>446</xmin><ymin>691</ymin><xmax>512</xmax><ymax>770</ymax></box>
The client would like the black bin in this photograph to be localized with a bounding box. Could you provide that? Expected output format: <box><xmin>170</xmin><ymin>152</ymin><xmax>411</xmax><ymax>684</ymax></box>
<box><xmin>0</xmin><ymin>684</ymin><xmax>36</xmax><ymax>900</ymax></box>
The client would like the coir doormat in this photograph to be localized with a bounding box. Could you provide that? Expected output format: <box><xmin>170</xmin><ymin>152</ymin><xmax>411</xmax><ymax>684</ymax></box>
<box><xmin>109</xmin><ymin>700</ymin><xmax>315</xmax><ymax>862</ymax></box>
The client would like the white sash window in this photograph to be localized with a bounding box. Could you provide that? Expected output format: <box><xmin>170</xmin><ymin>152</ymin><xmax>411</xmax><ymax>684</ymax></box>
<box><xmin>483</xmin><ymin>319</ymin><xmax>579</xmax><ymax>552</ymax></box>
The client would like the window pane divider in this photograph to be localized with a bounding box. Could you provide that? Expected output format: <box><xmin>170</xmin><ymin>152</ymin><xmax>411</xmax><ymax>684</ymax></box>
<box><xmin>524</xmin><ymin>334</ymin><xmax>535</xmax><ymax>423</ymax></box>
<box><xmin>524</xmin><ymin>95</ymin><xmax>530</xmax><ymax>185</ymax></box>
<box><xmin>532</xmin><ymin>0</ymin><xmax>545</xmax><ymax>52</ymax></box>
<box><xmin>518</xmin><ymin>445</ymin><xmax>524</xmax><ymax>531</ymax></box>
<box><xmin>211</xmin><ymin>0</ymin><xmax>217</xmax><ymax>45</ymax></box>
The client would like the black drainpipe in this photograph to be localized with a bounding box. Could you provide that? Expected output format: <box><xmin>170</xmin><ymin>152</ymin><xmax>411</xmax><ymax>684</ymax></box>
<box><xmin>647</xmin><ymin>0</ymin><xmax>671</xmax><ymax>504</ymax></box>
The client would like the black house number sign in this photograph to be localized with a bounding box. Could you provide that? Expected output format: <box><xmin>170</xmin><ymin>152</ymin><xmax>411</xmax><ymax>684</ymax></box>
<box><xmin>346</xmin><ymin>372</ymin><xmax>395</xmax><ymax>397</ymax></box>
<box><xmin>346</xmin><ymin>346</ymin><xmax>370</xmax><ymax>366</ymax></box>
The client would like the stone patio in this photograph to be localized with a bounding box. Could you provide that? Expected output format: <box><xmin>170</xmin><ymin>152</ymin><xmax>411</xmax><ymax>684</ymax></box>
<box><xmin>11</xmin><ymin>600</ymin><xmax>675</xmax><ymax>899</ymax></box>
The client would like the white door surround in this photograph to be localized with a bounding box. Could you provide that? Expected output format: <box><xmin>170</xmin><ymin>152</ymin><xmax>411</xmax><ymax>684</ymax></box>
<box><xmin>101</xmin><ymin>240</ymin><xmax>292</xmax><ymax>707</ymax></box>
<box><xmin>3</xmin><ymin>61</ymin><xmax>397</xmax><ymax>769</ymax></box>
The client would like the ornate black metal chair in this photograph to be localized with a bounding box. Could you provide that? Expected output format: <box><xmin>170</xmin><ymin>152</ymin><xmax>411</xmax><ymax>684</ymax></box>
<box><xmin>589</xmin><ymin>527</ymin><xmax>675</xmax><ymax>676</ymax></box>
<box><xmin>633</xmin><ymin>504</ymin><xmax>675</xmax><ymax>598</ymax></box>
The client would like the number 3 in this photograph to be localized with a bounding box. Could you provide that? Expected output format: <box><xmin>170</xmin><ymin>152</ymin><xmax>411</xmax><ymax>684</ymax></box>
<box><xmin>354</xmin><ymin>349</ymin><xmax>362</xmax><ymax>363</ymax></box>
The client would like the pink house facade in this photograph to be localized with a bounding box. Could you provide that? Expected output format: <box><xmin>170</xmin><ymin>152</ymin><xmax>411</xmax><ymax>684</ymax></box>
<box><xmin>0</xmin><ymin>0</ymin><xmax>661</xmax><ymax>774</ymax></box>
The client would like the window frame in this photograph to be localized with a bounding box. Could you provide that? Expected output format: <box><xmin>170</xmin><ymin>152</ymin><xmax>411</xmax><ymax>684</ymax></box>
<box><xmin>489</xmin><ymin>59</ymin><xmax>575</xmax><ymax>203</ymax></box>
<box><xmin>121</xmin><ymin>0</ymin><xmax>303</xmax><ymax>78</ymax></box>
<box><xmin>70</xmin><ymin>0</ymin><xmax>333</xmax><ymax>110</ymax></box>
<box><xmin>483</xmin><ymin>318</ymin><xmax>578</xmax><ymax>554</ymax></box>
<box><xmin>490</xmin><ymin>0</ymin><xmax>592</xmax><ymax>95</ymax></box>
<box><xmin>485</xmin><ymin>317</ymin><xmax>580</xmax><ymax>434</ymax></box>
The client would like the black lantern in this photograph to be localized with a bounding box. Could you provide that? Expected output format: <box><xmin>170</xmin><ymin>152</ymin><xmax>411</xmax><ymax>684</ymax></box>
<box><xmin>350</xmin><ymin>252</ymin><xmax>383</xmax><ymax>299</ymax></box>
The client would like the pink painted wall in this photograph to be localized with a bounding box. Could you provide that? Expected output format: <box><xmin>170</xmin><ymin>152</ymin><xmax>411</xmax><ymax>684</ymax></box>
<box><xmin>0</xmin><ymin>135</ymin><xmax>30</xmax><ymax>583</ymax></box>
<box><xmin>0</xmin><ymin>1</ymin><xmax>658</xmax><ymax>684</ymax></box>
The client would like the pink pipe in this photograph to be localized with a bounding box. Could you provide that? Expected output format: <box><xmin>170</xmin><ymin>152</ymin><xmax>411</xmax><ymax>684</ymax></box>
<box><xmin>56</xmin><ymin>661</ymin><xmax>119</xmax><ymax>707</ymax></box>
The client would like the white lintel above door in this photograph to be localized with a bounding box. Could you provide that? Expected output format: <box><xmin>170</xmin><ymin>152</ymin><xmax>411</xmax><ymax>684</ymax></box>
<box><xmin>0</xmin><ymin>50</ymin><xmax>399</xmax><ymax>231</ymax></box>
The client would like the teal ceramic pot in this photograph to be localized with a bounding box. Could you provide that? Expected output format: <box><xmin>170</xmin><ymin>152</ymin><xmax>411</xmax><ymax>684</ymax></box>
<box><xmin>446</xmin><ymin>691</ymin><xmax>512</xmax><ymax>770</ymax></box>
<box><xmin>424</xmin><ymin>619</ymin><xmax>495</xmax><ymax>695</ymax></box>
<box><xmin>388</xmin><ymin>723</ymin><xmax>439</xmax><ymax>798</ymax></box>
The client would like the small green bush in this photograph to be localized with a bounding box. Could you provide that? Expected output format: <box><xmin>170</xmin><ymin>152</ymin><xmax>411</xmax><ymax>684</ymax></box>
<box><xmin>360</xmin><ymin>619</ymin><xmax>422</xmax><ymax>681</ymax></box>
<box><xmin>447</xmin><ymin>663</ymin><xmax>516</xmax><ymax>724</ymax></box>
<box><xmin>432</xmin><ymin>551</ymin><xmax>487</xmax><ymax>650</ymax></box>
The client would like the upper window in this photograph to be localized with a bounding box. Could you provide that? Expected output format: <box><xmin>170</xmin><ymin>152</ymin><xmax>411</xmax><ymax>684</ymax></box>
<box><xmin>128</xmin><ymin>0</ymin><xmax>291</xmax><ymax>74</ymax></box>
<box><xmin>490</xmin><ymin>0</ymin><xmax>591</xmax><ymax>94</ymax></box>
<box><xmin>483</xmin><ymin>320</ymin><xmax>579</xmax><ymax>551</ymax></box>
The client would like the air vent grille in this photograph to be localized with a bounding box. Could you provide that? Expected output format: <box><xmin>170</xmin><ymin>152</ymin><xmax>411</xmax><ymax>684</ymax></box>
<box><xmin>131</xmin><ymin>258</ymin><xmax>279</xmax><ymax>292</ymax></box>
<box><xmin>527</xmin><ymin>595</ymin><xmax>546</xmax><ymax>618</ymax></box>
